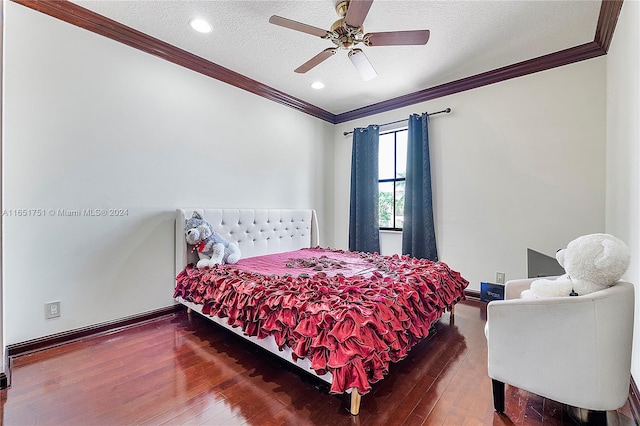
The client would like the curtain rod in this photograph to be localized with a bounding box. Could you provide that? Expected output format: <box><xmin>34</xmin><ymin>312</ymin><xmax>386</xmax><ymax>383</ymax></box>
<box><xmin>342</xmin><ymin>108</ymin><xmax>452</xmax><ymax>136</ymax></box>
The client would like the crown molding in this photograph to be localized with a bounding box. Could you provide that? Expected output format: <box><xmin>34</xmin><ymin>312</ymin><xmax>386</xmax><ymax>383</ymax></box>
<box><xmin>11</xmin><ymin>0</ymin><xmax>622</xmax><ymax>124</ymax></box>
<box><xmin>10</xmin><ymin>0</ymin><xmax>336</xmax><ymax>123</ymax></box>
<box><xmin>595</xmin><ymin>0</ymin><xmax>624</xmax><ymax>53</ymax></box>
<box><xmin>334</xmin><ymin>41</ymin><xmax>605</xmax><ymax>123</ymax></box>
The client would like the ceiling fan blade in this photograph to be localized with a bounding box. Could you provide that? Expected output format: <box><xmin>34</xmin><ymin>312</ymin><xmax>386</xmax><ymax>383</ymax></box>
<box><xmin>269</xmin><ymin>15</ymin><xmax>330</xmax><ymax>38</ymax></box>
<box><xmin>365</xmin><ymin>30</ymin><xmax>430</xmax><ymax>46</ymax></box>
<box><xmin>345</xmin><ymin>0</ymin><xmax>374</xmax><ymax>28</ymax></box>
<box><xmin>348</xmin><ymin>48</ymin><xmax>377</xmax><ymax>81</ymax></box>
<box><xmin>295</xmin><ymin>48</ymin><xmax>337</xmax><ymax>73</ymax></box>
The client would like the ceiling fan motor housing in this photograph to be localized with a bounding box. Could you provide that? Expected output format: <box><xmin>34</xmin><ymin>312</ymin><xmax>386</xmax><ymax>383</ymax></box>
<box><xmin>330</xmin><ymin>18</ymin><xmax>364</xmax><ymax>49</ymax></box>
<box><xmin>335</xmin><ymin>1</ymin><xmax>349</xmax><ymax>18</ymax></box>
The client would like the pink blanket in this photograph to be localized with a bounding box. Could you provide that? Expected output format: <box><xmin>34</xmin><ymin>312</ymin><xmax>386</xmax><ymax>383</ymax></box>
<box><xmin>232</xmin><ymin>248</ymin><xmax>380</xmax><ymax>278</ymax></box>
<box><xmin>175</xmin><ymin>247</ymin><xmax>468</xmax><ymax>395</ymax></box>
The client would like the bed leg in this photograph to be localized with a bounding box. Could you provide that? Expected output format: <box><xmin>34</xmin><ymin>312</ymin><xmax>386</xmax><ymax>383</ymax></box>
<box><xmin>349</xmin><ymin>389</ymin><xmax>361</xmax><ymax>416</ymax></box>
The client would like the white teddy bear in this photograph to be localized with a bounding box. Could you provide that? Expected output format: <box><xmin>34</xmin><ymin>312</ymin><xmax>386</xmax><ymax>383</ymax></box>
<box><xmin>521</xmin><ymin>233</ymin><xmax>630</xmax><ymax>299</ymax></box>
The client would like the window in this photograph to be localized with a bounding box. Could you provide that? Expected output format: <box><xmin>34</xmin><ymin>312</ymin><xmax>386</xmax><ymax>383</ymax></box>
<box><xmin>378</xmin><ymin>129</ymin><xmax>407</xmax><ymax>230</ymax></box>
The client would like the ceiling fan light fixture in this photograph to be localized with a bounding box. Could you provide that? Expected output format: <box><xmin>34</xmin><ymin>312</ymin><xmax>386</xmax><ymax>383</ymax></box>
<box><xmin>349</xmin><ymin>48</ymin><xmax>377</xmax><ymax>81</ymax></box>
<box><xmin>311</xmin><ymin>81</ymin><xmax>325</xmax><ymax>89</ymax></box>
<box><xmin>189</xmin><ymin>18</ymin><xmax>212</xmax><ymax>34</ymax></box>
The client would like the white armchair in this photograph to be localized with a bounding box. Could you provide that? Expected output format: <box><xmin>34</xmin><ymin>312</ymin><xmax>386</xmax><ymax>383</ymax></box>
<box><xmin>486</xmin><ymin>278</ymin><xmax>634</xmax><ymax>419</ymax></box>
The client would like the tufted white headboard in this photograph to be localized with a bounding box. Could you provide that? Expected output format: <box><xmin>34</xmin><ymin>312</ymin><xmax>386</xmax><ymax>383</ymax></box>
<box><xmin>175</xmin><ymin>209</ymin><xmax>319</xmax><ymax>277</ymax></box>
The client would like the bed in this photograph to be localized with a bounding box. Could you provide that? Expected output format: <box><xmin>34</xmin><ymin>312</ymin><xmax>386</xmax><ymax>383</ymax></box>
<box><xmin>174</xmin><ymin>208</ymin><xmax>468</xmax><ymax>415</ymax></box>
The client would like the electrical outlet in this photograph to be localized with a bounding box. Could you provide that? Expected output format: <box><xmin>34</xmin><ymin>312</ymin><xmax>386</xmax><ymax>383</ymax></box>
<box><xmin>45</xmin><ymin>301</ymin><xmax>61</xmax><ymax>319</ymax></box>
<box><xmin>496</xmin><ymin>272</ymin><xmax>506</xmax><ymax>284</ymax></box>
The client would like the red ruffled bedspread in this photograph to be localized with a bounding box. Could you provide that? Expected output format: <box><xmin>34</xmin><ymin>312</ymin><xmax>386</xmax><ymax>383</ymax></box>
<box><xmin>174</xmin><ymin>247</ymin><xmax>468</xmax><ymax>395</ymax></box>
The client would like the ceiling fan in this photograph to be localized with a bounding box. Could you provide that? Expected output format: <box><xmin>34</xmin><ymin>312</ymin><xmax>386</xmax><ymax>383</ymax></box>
<box><xmin>269</xmin><ymin>0</ymin><xmax>430</xmax><ymax>81</ymax></box>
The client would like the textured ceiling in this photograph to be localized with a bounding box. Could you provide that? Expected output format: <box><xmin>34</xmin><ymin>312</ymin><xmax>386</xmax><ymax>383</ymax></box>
<box><xmin>72</xmin><ymin>0</ymin><xmax>602</xmax><ymax>115</ymax></box>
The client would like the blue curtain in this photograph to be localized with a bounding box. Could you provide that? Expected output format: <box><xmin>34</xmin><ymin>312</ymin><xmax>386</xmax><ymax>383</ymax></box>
<box><xmin>349</xmin><ymin>125</ymin><xmax>380</xmax><ymax>253</ymax></box>
<box><xmin>402</xmin><ymin>113</ymin><xmax>438</xmax><ymax>260</ymax></box>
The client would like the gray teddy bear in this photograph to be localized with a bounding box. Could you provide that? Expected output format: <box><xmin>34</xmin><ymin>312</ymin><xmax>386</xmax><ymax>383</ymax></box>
<box><xmin>185</xmin><ymin>212</ymin><xmax>241</xmax><ymax>268</ymax></box>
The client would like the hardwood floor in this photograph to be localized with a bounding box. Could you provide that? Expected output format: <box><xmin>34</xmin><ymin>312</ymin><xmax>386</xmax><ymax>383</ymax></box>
<box><xmin>0</xmin><ymin>300</ymin><xmax>635</xmax><ymax>425</ymax></box>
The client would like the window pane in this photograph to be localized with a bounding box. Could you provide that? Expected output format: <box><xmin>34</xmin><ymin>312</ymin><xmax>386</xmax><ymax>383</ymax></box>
<box><xmin>378</xmin><ymin>134</ymin><xmax>395</xmax><ymax>180</ymax></box>
<box><xmin>379</xmin><ymin>181</ymin><xmax>394</xmax><ymax>228</ymax></box>
<box><xmin>395</xmin><ymin>180</ymin><xmax>405</xmax><ymax>229</ymax></box>
<box><xmin>396</xmin><ymin>130</ymin><xmax>407</xmax><ymax>178</ymax></box>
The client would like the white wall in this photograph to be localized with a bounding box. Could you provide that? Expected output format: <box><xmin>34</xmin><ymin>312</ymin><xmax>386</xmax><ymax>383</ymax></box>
<box><xmin>0</xmin><ymin>0</ymin><xmax>4</xmax><ymax>376</ymax></box>
<box><xmin>334</xmin><ymin>57</ymin><xmax>607</xmax><ymax>291</ymax></box>
<box><xmin>2</xmin><ymin>2</ymin><xmax>334</xmax><ymax>344</ymax></box>
<box><xmin>605</xmin><ymin>0</ymin><xmax>640</xmax><ymax>383</ymax></box>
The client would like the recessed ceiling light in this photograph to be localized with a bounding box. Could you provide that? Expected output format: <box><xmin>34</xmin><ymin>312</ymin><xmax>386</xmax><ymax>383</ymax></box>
<box><xmin>311</xmin><ymin>81</ymin><xmax>325</xmax><ymax>89</ymax></box>
<box><xmin>189</xmin><ymin>18</ymin><xmax>212</xmax><ymax>34</ymax></box>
